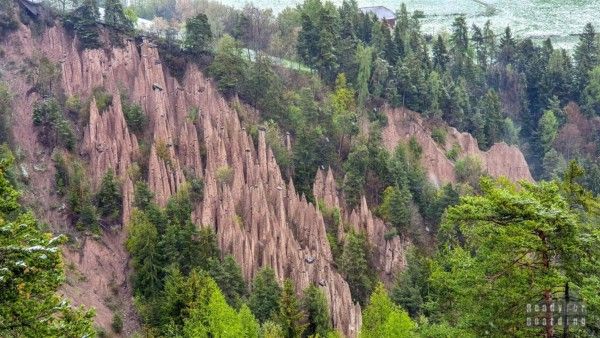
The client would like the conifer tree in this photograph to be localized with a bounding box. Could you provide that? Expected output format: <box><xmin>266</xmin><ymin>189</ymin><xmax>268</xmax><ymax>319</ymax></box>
<box><xmin>184</xmin><ymin>13</ymin><xmax>213</xmax><ymax>55</ymax></box>
<box><xmin>574</xmin><ymin>23</ymin><xmax>599</xmax><ymax>94</ymax></box>
<box><xmin>249</xmin><ymin>268</ymin><xmax>282</xmax><ymax>323</ymax></box>
<box><xmin>0</xmin><ymin>152</ymin><xmax>95</xmax><ymax>337</ymax></box>
<box><xmin>277</xmin><ymin>280</ymin><xmax>306</xmax><ymax>338</ymax></box>
<box><xmin>302</xmin><ymin>285</ymin><xmax>332</xmax><ymax>337</ymax></box>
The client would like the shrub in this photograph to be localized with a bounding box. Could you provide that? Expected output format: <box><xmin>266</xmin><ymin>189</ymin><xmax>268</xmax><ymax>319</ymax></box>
<box><xmin>455</xmin><ymin>155</ymin><xmax>484</xmax><ymax>187</ymax></box>
<box><xmin>446</xmin><ymin>143</ymin><xmax>460</xmax><ymax>161</ymax></box>
<box><xmin>65</xmin><ymin>95</ymin><xmax>83</xmax><ymax>117</ymax></box>
<box><xmin>122</xmin><ymin>94</ymin><xmax>147</xmax><ymax>134</ymax></box>
<box><xmin>32</xmin><ymin>97</ymin><xmax>75</xmax><ymax>150</ymax></box>
<box><xmin>189</xmin><ymin>177</ymin><xmax>204</xmax><ymax>203</ymax></box>
<box><xmin>0</xmin><ymin>83</ymin><xmax>11</xmax><ymax>144</ymax></box>
<box><xmin>92</xmin><ymin>87</ymin><xmax>113</xmax><ymax>113</ymax></box>
<box><xmin>431</xmin><ymin>127</ymin><xmax>446</xmax><ymax>145</ymax></box>
<box><xmin>54</xmin><ymin>153</ymin><xmax>70</xmax><ymax>196</ymax></box>
<box><xmin>111</xmin><ymin>312</ymin><xmax>123</xmax><ymax>333</ymax></box>
<box><xmin>216</xmin><ymin>166</ymin><xmax>234</xmax><ymax>186</ymax></box>
<box><xmin>0</xmin><ymin>0</ymin><xmax>18</xmax><ymax>39</ymax></box>
<box><xmin>155</xmin><ymin>139</ymin><xmax>171</xmax><ymax>165</ymax></box>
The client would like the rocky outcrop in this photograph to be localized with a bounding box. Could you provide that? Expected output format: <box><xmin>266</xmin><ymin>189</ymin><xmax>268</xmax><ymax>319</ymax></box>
<box><xmin>313</xmin><ymin>168</ymin><xmax>408</xmax><ymax>282</ymax></box>
<box><xmin>382</xmin><ymin>107</ymin><xmax>533</xmax><ymax>186</ymax></box>
<box><xmin>1</xmin><ymin>22</ymin><xmax>362</xmax><ymax>335</ymax></box>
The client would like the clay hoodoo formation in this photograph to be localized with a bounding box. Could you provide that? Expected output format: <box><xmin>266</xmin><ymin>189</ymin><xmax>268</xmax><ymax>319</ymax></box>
<box><xmin>313</xmin><ymin>168</ymin><xmax>407</xmax><ymax>281</ymax></box>
<box><xmin>1</xmin><ymin>23</ymin><xmax>367</xmax><ymax>335</ymax></box>
<box><xmin>383</xmin><ymin>107</ymin><xmax>534</xmax><ymax>186</ymax></box>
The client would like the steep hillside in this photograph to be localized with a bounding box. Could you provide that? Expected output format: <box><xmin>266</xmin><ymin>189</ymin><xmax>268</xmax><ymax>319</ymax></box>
<box><xmin>0</xmin><ymin>19</ymin><xmax>385</xmax><ymax>335</ymax></box>
<box><xmin>383</xmin><ymin>107</ymin><xmax>533</xmax><ymax>186</ymax></box>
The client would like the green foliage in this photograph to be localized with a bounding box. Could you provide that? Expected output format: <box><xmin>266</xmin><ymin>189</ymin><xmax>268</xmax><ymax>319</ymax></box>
<box><xmin>209</xmin><ymin>35</ymin><xmax>248</xmax><ymax>96</ymax></box>
<box><xmin>582</xmin><ymin>65</ymin><xmax>600</xmax><ymax>116</ymax></box>
<box><xmin>445</xmin><ymin>143</ymin><xmax>460</xmax><ymax>162</ymax></box>
<box><xmin>66</xmin><ymin>0</ymin><xmax>101</xmax><ymax>50</ymax></box>
<box><xmin>0</xmin><ymin>83</ymin><xmax>12</xmax><ymax>145</ymax></box>
<box><xmin>538</xmin><ymin>108</ymin><xmax>559</xmax><ymax>153</ymax></box>
<box><xmin>378</xmin><ymin>185</ymin><xmax>412</xmax><ymax>234</ymax></box>
<box><xmin>209</xmin><ymin>255</ymin><xmax>247</xmax><ymax>308</ymax></box>
<box><xmin>127</xmin><ymin>210</ymin><xmax>162</xmax><ymax>298</ymax></box>
<box><xmin>249</xmin><ymin>267</ymin><xmax>281</xmax><ymax>323</ymax></box>
<box><xmin>92</xmin><ymin>87</ymin><xmax>113</xmax><ymax>113</ymax></box>
<box><xmin>216</xmin><ymin>165</ymin><xmax>234</xmax><ymax>186</ymax></box>
<box><xmin>66</xmin><ymin>161</ymin><xmax>99</xmax><ymax>232</ymax></box>
<box><xmin>96</xmin><ymin>169</ymin><xmax>122</xmax><ymax>223</ymax></box>
<box><xmin>184</xmin><ymin>13</ymin><xmax>213</xmax><ymax>55</ymax></box>
<box><xmin>122</xmin><ymin>94</ymin><xmax>147</xmax><ymax>134</ymax></box>
<box><xmin>104</xmin><ymin>0</ymin><xmax>134</xmax><ymax>33</ymax></box>
<box><xmin>302</xmin><ymin>284</ymin><xmax>332</xmax><ymax>337</ymax></box>
<box><xmin>360</xmin><ymin>283</ymin><xmax>415</xmax><ymax>338</ymax></box>
<box><xmin>340</xmin><ymin>231</ymin><xmax>375</xmax><ymax>305</ymax></box>
<box><xmin>111</xmin><ymin>312</ymin><xmax>123</xmax><ymax>333</ymax></box>
<box><xmin>0</xmin><ymin>0</ymin><xmax>18</xmax><ymax>39</ymax></box>
<box><xmin>0</xmin><ymin>152</ymin><xmax>95</xmax><ymax>337</ymax></box>
<box><xmin>431</xmin><ymin>127</ymin><xmax>446</xmax><ymax>146</ymax></box>
<box><xmin>431</xmin><ymin>178</ymin><xmax>600</xmax><ymax>336</ymax></box>
<box><xmin>277</xmin><ymin>279</ymin><xmax>306</xmax><ymax>338</ymax></box>
<box><xmin>454</xmin><ymin>155</ymin><xmax>484</xmax><ymax>188</ymax></box>
<box><xmin>391</xmin><ymin>249</ymin><xmax>431</xmax><ymax>318</ymax></box>
<box><xmin>32</xmin><ymin>97</ymin><xmax>75</xmax><ymax>150</ymax></box>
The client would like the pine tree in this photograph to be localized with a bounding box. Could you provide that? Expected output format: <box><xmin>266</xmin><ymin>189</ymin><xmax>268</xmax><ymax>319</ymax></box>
<box><xmin>126</xmin><ymin>210</ymin><xmax>162</xmax><ymax>298</ymax></box>
<box><xmin>480</xmin><ymin>89</ymin><xmax>503</xmax><ymax>149</ymax></box>
<box><xmin>574</xmin><ymin>23</ymin><xmax>599</xmax><ymax>94</ymax></box>
<box><xmin>277</xmin><ymin>280</ymin><xmax>306</xmax><ymax>338</ymax></box>
<box><xmin>96</xmin><ymin>169</ymin><xmax>122</xmax><ymax>223</ymax></box>
<box><xmin>104</xmin><ymin>0</ymin><xmax>133</xmax><ymax>33</ymax></box>
<box><xmin>302</xmin><ymin>285</ymin><xmax>332</xmax><ymax>337</ymax></box>
<box><xmin>184</xmin><ymin>13</ymin><xmax>213</xmax><ymax>55</ymax></box>
<box><xmin>0</xmin><ymin>152</ymin><xmax>95</xmax><ymax>337</ymax></box>
<box><xmin>498</xmin><ymin>26</ymin><xmax>516</xmax><ymax>65</ymax></box>
<box><xmin>249</xmin><ymin>268</ymin><xmax>282</xmax><ymax>323</ymax></box>
<box><xmin>388</xmin><ymin>184</ymin><xmax>412</xmax><ymax>234</ymax></box>
<box><xmin>71</xmin><ymin>0</ymin><xmax>101</xmax><ymax>49</ymax></box>
<box><xmin>360</xmin><ymin>283</ymin><xmax>415</xmax><ymax>337</ymax></box>
<box><xmin>340</xmin><ymin>231</ymin><xmax>374</xmax><ymax>305</ymax></box>
<box><xmin>432</xmin><ymin>35</ymin><xmax>449</xmax><ymax>72</ymax></box>
<box><xmin>582</xmin><ymin>65</ymin><xmax>600</xmax><ymax>116</ymax></box>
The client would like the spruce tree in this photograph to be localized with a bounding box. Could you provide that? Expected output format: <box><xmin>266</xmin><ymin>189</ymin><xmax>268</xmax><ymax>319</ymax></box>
<box><xmin>104</xmin><ymin>0</ymin><xmax>133</xmax><ymax>33</ymax></box>
<box><xmin>72</xmin><ymin>0</ymin><xmax>100</xmax><ymax>49</ymax></box>
<box><xmin>249</xmin><ymin>267</ymin><xmax>282</xmax><ymax>323</ymax></box>
<box><xmin>302</xmin><ymin>285</ymin><xmax>332</xmax><ymax>337</ymax></box>
<box><xmin>277</xmin><ymin>280</ymin><xmax>306</xmax><ymax>338</ymax></box>
<box><xmin>184</xmin><ymin>13</ymin><xmax>213</xmax><ymax>55</ymax></box>
<box><xmin>432</xmin><ymin>35</ymin><xmax>449</xmax><ymax>72</ymax></box>
<box><xmin>574</xmin><ymin>23</ymin><xmax>599</xmax><ymax>94</ymax></box>
<box><xmin>95</xmin><ymin>169</ymin><xmax>122</xmax><ymax>223</ymax></box>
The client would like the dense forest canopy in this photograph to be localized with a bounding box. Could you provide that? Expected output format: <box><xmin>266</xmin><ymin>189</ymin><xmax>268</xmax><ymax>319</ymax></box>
<box><xmin>1</xmin><ymin>0</ymin><xmax>600</xmax><ymax>336</ymax></box>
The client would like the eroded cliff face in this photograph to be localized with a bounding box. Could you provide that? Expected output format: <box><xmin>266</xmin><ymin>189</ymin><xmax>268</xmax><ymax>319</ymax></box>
<box><xmin>383</xmin><ymin>107</ymin><xmax>533</xmax><ymax>186</ymax></box>
<box><xmin>1</xmin><ymin>22</ymin><xmax>368</xmax><ymax>335</ymax></box>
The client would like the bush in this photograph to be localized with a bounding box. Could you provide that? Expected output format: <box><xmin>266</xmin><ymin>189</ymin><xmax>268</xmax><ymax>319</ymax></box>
<box><xmin>65</xmin><ymin>95</ymin><xmax>83</xmax><ymax>117</ymax></box>
<box><xmin>216</xmin><ymin>165</ymin><xmax>234</xmax><ymax>186</ymax></box>
<box><xmin>431</xmin><ymin>127</ymin><xmax>446</xmax><ymax>145</ymax></box>
<box><xmin>111</xmin><ymin>312</ymin><xmax>123</xmax><ymax>333</ymax></box>
<box><xmin>455</xmin><ymin>155</ymin><xmax>484</xmax><ymax>187</ymax></box>
<box><xmin>189</xmin><ymin>177</ymin><xmax>204</xmax><ymax>203</ymax></box>
<box><xmin>446</xmin><ymin>143</ymin><xmax>460</xmax><ymax>161</ymax></box>
<box><xmin>32</xmin><ymin>97</ymin><xmax>75</xmax><ymax>150</ymax></box>
<box><xmin>155</xmin><ymin>139</ymin><xmax>171</xmax><ymax>165</ymax></box>
<box><xmin>0</xmin><ymin>83</ymin><xmax>11</xmax><ymax>144</ymax></box>
<box><xmin>122</xmin><ymin>94</ymin><xmax>147</xmax><ymax>134</ymax></box>
<box><xmin>0</xmin><ymin>0</ymin><xmax>18</xmax><ymax>39</ymax></box>
<box><xmin>92</xmin><ymin>87</ymin><xmax>113</xmax><ymax>113</ymax></box>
